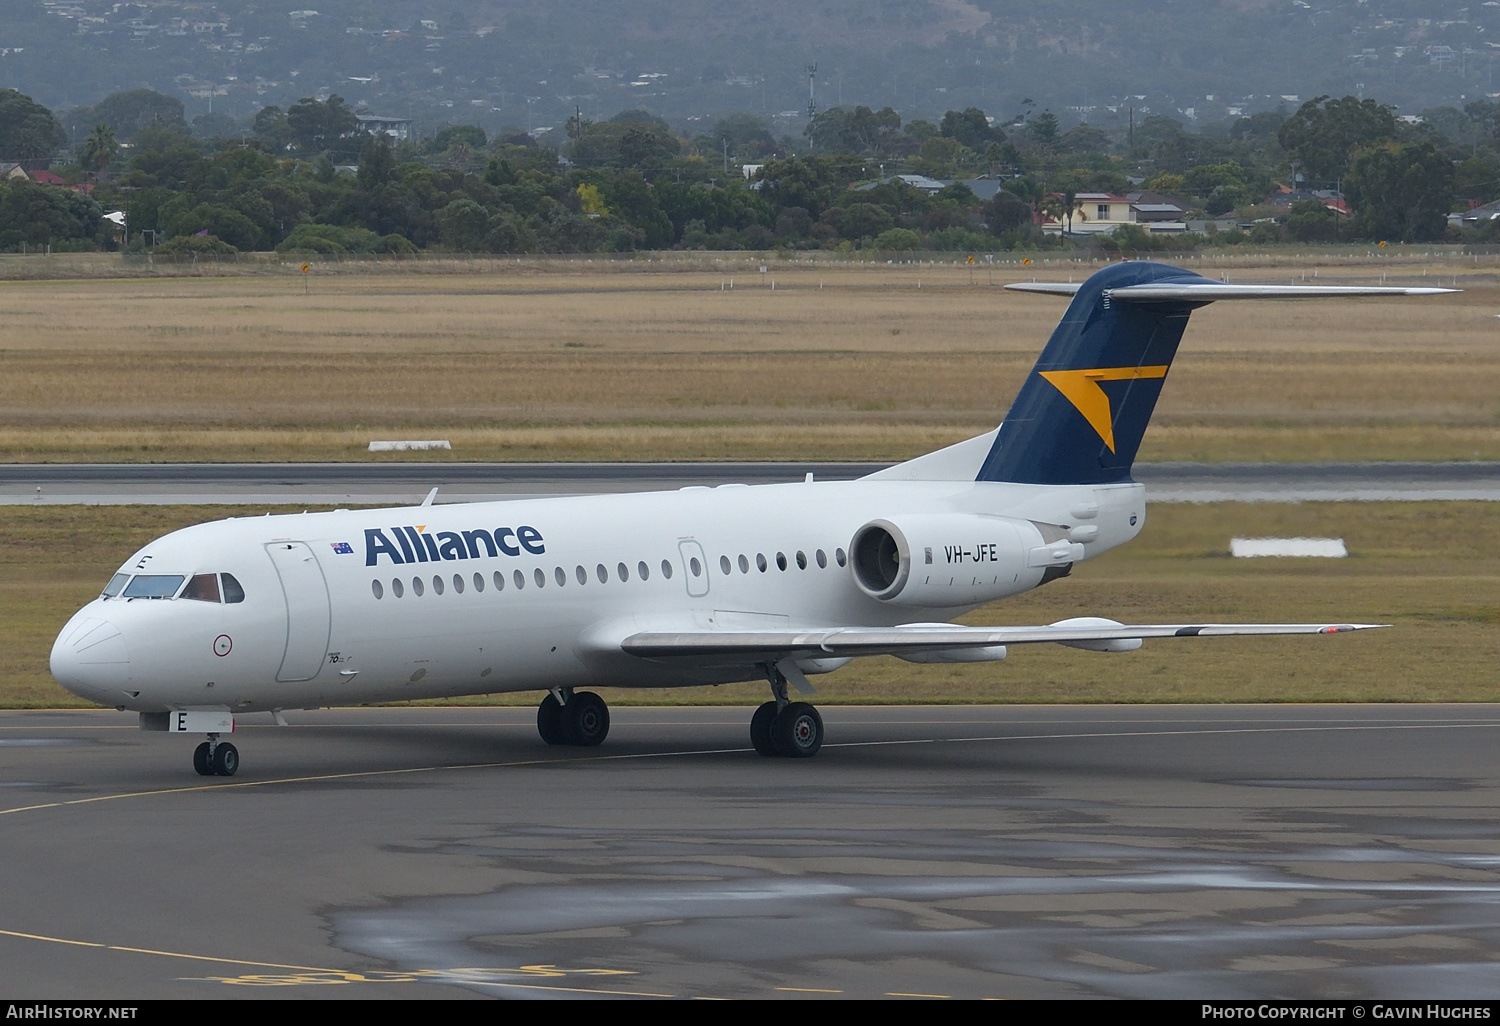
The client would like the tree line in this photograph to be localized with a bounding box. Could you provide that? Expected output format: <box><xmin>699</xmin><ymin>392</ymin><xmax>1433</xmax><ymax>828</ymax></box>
<box><xmin>0</xmin><ymin>86</ymin><xmax>1495</xmax><ymax>256</ymax></box>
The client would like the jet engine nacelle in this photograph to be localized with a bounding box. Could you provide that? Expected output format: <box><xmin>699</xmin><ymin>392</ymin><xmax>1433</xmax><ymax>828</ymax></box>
<box><xmin>849</xmin><ymin>514</ymin><xmax>1083</xmax><ymax>608</ymax></box>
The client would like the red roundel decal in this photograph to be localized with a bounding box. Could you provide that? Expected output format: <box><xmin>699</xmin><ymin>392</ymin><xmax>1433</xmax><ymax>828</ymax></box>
<box><xmin>213</xmin><ymin>635</ymin><xmax>233</xmax><ymax>657</ymax></box>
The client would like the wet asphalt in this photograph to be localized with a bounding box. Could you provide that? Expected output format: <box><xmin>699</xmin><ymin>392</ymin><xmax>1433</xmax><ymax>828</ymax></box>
<box><xmin>2</xmin><ymin>704</ymin><xmax>1498</xmax><ymax>999</ymax></box>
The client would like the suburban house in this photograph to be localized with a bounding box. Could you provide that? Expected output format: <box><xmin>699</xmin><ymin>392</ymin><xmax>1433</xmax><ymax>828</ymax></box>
<box><xmin>1460</xmin><ymin>198</ymin><xmax>1500</xmax><ymax>227</ymax></box>
<box><xmin>1270</xmin><ymin>184</ymin><xmax>1351</xmax><ymax>217</ymax></box>
<box><xmin>0</xmin><ymin>164</ymin><xmax>93</xmax><ymax>193</ymax></box>
<box><xmin>1039</xmin><ymin>192</ymin><xmax>1187</xmax><ymax>234</ymax></box>
<box><xmin>851</xmin><ymin>173</ymin><xmax>951</xmax><ymax>194</ymax></box>
<box><xmin>355</xmin><ymin>113</ymin><xmax>413</xmax><ymax>140</ymax></box>
<box><xmin>848</xmin><ymin>176</ymin><xmax>1010</xmax><ymax>202</ymax></box>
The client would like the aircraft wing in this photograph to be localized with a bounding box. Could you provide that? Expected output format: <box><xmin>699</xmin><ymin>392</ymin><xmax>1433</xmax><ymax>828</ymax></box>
<box><xmin>620</xmin><ymin>620</ymin><xmax>1384</xmax><ymax>659</ymax></box>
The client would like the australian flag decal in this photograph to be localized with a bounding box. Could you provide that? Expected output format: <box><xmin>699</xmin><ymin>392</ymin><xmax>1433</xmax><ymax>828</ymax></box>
<box><xmin>331</xmin><ymin>541</ymin><xmax>355</xmax><ymax>555</ymax></box>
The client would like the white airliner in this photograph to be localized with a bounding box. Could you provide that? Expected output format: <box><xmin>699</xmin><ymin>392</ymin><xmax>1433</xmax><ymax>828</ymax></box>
<box><xmin>50</xmin><ymin>262</ymin><xmax>1454</xmax><ymax>776</ymax></box>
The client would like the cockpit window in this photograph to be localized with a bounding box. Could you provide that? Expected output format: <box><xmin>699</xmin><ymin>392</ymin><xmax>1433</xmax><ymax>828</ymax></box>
<box><xmin>102</xmin><ymin>573</ymin><xmax>130</xmax><ymax>598</ymax></box>
<box><xmin>122</xmin><ymin>574</ymin><xmax>185</xmax><ymax>599</ymax></box>
<box><xmin>222</xmin><ymin>573</ymin><xmax>245</xmax><ymax>604</ymax></box>
<box><xmin>182</xmin><ymin>574</ymin><xmax>221</xmax><ymax>603</ymax></box>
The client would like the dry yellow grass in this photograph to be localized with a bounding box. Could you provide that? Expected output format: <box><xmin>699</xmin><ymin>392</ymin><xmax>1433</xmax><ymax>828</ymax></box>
<box><xmin>0</xmin><ymin>257</ymin><xmax>1495</xmax><ymax>462</ymax></box>
<box><xmin>7</xmin><ymin>502</ymin><xmax>1495</xmax><ymax>709</ymax></box>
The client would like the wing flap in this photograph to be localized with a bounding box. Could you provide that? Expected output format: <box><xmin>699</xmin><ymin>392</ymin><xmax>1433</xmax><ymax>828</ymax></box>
<box><xmin>620</xmin><ymin>621</ymin><xmax>1385</xmax><ymax>659</ymax></box>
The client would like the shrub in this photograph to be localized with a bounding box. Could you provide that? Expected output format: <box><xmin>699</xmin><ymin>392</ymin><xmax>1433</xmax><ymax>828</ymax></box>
<box><xmin>872</xmin><ymin>227</ymin><xmax>921</xmax><ymax>251</ymax></box>
<box><xmin>155</xmin><ymin>233</ymin><xmax>237</xmax><ymax>255</ymax></box>
<box><xmin>277</xmin><ymin>223</ymin><xmax>382</xmax><ymax>254</ymax></box>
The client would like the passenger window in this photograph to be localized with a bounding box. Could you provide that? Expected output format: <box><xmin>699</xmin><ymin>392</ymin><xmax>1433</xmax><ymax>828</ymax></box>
<box><xmin>597</xmin><ymin>563</ymin><xmax>608</xmax><ymax>583</ymax></box>
<box><xmin>413</xmin><ymin>577</ymin><xmax>425</xmax><ymax>597</ymax></box>
<box><xmin>222</xmin><ymin>573</ymin><xmax>245</xmax><ymax>603</ymax></box>
<box><xmin>372</xmin><ymin>580</ymin><xmax>384</xmax><ymax>599</ymax></box>
<box><xmin>123</xmin><ymin>574</ymin><xmax>185</xmax><ymax>599</ymax></box>
<box><xmin>554</xmin><ymin>567</ymin><xmax>566</xmax><ymax>586</ymax></box>
<box><xmin>796</xmin><ymin>550</ymin><xmax>807</xmax><ymax>570</ymax></box>
<box><xmin>720</xmin><ymin>555</ymin><xmax>731</xmax><ymax>575</ymax></box>
<box><xmin>514</xmin><ymin>569</ymin><xmax>525</xmax><ymax>590</ymax></box>
<box><xmin>392</xmin><ymin>578</ymin><xmax>404</xmax><ymax>598</ymax></box>
<box><xmin>453</xmin><ymin>574</ymin><xmax>464</xmax><ymax>594</ymax></box>
<box><xmin>102</xmin><ymin>573</ymin><xmax>130</xmax><ymax>598</ymax></box>
<box><xmin>776</xmin><ymin>552</ymin><xmax>787</xmax><ymax>571</ymax></box>
<box><xmin>618</xmin><ymin>562</ymin><xmax>629</xmax><ymax>582</ymax></box>
<box><xmin>816</xmin><ymin>549</ymin><xmax>828</xmax><ymax>568</ymax></box>
<box><xmin>576</xmin><ymin>565</ymin><xmax>587</xmax><ymax>585</ymax></box>
<box><xmin>658</xmin><ymin>560</ymin><xmax>670</xmax><ymax>580</ymax></box>
<box><xmin>534</xmin><ymin>568</ymin><xmax>546</xmax><ymax>588</ymax></box>
<box><xmin>182</xmin><ymin>573</ymin><xmax>221</xmax><ymax>602</ymax></box>
<box><xmin>756</xmin><ymin>553</ymin><xmax>767</xmax><ymax>572</ymax></box>
<box><xmin>474</xmin><ymin>572</ymin><xmax>485</xmax><ymax>593</ymax></box>
<box><xmin>690</xmin><ymin>556</ymin><xmax>702</xmax><ymax>577</ymax></box>
<box><xmin>738</xmin><ymin>554</ymin><xmax>749</xmax><ymax>574</ymax></box>
<box><xmin>835</xmin><ymin>548</ymin><xmax>847</xmax><ymax>567</ymax></box>
<box><xmin>640</xmin><ymin>561</ymin><xmax>652</xmax><ymax>581</ymax></box>
<box><xmin>432</xmin><ymin>575</ymin><xmax>444</xmax><ymax>595</ymax></box>
<box><xmin>495</xmin><ymin>571</ymin><xmax>506</xmax><ymax>591</ymax></box>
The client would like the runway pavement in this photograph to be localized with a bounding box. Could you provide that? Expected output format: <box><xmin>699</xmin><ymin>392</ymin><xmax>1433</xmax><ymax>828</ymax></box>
<box><xmin>2</xmin><ymin>703</ymin><xmax>1499</xmax><ymax>999</ymax></box>
<box><xmin>2</xmin><ymin>461</ymin><xmax>1499</xmax><ymax>505</ymax></box>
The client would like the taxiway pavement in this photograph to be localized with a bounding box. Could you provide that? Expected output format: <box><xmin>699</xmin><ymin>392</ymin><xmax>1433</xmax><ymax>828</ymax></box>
<box><xmin>2</xmin><ymin>704</ymin><xmax>1498</xmax><ymax>999</ymax></box>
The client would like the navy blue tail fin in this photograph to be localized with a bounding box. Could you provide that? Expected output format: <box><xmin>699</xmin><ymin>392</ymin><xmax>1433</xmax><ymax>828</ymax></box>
<box><xmin>976</xmin><ymin>261</ymin><xmax>1215</xmax><ymax>486</ymax></box>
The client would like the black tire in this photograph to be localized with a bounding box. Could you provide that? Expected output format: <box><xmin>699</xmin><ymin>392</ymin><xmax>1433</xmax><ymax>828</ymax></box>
<box><xmin>536</xmin><ymin>693</ymin><xmax>566</xmax><ymax>745</ymax></box>
<box><xmin>750</xmin><ymin>701</ymin><xmax>780</xmax><ymax>756</ymax></box>
<box><xmin>212</xmin><ymin>742</ymin><xmax>239</xmax><ymax>777</ymax></box>
<box><xmin>193</xmin><ymin>742</ymin><xmax>212</xmax><ymax>776</ymax></box>
<box><xmin>564</xmin><ymin>691</ymin><xmax>610</xmax><ymax>747</ymax></box>
<box><xmin>772</xmin><ymin>702</ymin><xmax>823</xmax><ymax>758</ymax></box>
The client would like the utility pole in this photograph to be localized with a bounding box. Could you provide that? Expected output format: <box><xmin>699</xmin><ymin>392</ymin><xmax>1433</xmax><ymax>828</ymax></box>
<box><xmin>806</xmin><ymin>63</ymin><xmax>817</xmax><ymax>120</ymax></box>
<box><xmin>722</xmin><ymin>137</ymin><xmax>729</xmax><ymax>175</ymax></box>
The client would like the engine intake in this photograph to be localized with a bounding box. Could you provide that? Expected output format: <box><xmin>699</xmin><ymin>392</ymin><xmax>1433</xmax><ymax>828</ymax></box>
<box><xmin>850</xmin><ymin>520</ymin><xmax>908</xmax><ymax>600</ymax></box>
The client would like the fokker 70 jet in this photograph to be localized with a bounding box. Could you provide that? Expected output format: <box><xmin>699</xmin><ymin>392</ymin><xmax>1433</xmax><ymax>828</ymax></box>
<box><xmin>50</xmin><ymin>261</ymin><xmax>1453</xmax><ymax>775</ymax></box>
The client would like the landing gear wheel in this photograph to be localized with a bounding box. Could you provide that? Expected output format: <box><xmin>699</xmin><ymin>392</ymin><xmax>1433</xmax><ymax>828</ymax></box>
<box><xmin>536</xmin><ymin>693</ymin><xmax>566</xmax><ymax>745</ymax></box>
<box><xmin>772</xmin><ymin>702</ymin><xmax>823</xmax><ymax>758</ymax></box>
<box><xmin>750</xmin><ymin>701</ymin><xmax>780</xmax><ymax>756</ymax></box>
<box><xmin>563</xmin><ymin>691</ymin><xmax>610</xmax><ymax>747</ymax></box>
<box><xmin>211</xmin><ymin>742</ymin><xmax>239</xmax><ymax>777</ymax></box>
<box><xmin>193</xmin><ymin>742</ymin><xmax>212</xmax><ymax>776</ymax></box>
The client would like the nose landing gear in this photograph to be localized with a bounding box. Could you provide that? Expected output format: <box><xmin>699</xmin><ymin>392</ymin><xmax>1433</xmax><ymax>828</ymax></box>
<box><xmin>536</xmin><ymin>689</ymin><xmax>610</xmax><ymax>747</ymax></box>
<box><xmin>193</xmin><ymin>733</ymin><xmax>239</xmax><ymax>777</ymax></box>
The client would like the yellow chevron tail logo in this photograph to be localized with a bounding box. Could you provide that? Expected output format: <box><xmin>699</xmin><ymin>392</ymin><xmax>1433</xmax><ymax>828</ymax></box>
<box><xmin>1037</xmin><ymin>366</ymin><xmax>1169</xmax><ymax>452</ymax></box>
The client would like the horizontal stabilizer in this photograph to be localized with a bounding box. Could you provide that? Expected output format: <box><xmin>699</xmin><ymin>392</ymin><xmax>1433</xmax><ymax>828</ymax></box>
<box><xmin>1004</xmin><ymin>281</ymin><xmax>1082</xmax><ymax>296</ymax></box>
<box><xmin>1004</xmin><ymin>281</ymin><xmax>1458</xmax><ymax>300</ymax></box>
<box><xmin>621</xmin><ymin>621</ymin><xmax>1384</xmax><ymax>660</ymax></box>
<box><xmin>1108</xmin><ymin>282</ymin><xmax>1458</xmax><ymax>301</ymax></box>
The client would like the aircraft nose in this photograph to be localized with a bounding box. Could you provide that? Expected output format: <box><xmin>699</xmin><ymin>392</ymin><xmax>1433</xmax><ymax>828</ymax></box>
<box><xmin>50</xmin><ymin>615</ymin><xmax>131</xmax><ymax>701</ymax></box>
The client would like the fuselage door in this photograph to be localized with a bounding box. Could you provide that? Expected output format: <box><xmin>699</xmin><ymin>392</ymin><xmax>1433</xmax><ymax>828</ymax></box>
<box><xmin>678</xmin><ymin>539</ymin><xmax>710</xmax><ymax>598</ymax></box>
<box><xmin>264</xmin><ymin>541</ymin><xmax>332</xmax><ymax>682</ymax></box>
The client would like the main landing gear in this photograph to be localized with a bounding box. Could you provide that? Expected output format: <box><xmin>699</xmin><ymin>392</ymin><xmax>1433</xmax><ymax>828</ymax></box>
<box><xmin>192</xmin><ymin>733</ymin><xmax>239</xmax><ymax>777</ymax></box>
<box><xmin>536</xmin><ymin>689</ymin><xmax>611</xmax><ymax>747</ymax></box>
<box><xmin>750</xmin><ymin>663</ymin><xmax>824</xmax><ymax>758</ymax></box>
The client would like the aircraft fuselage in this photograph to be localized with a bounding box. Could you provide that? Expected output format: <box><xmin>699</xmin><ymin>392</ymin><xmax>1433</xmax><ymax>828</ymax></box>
<box><xmin>51</xmin><ymin>477</ymin><xmax>1144</xmax><ymax>714</ymax></box>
